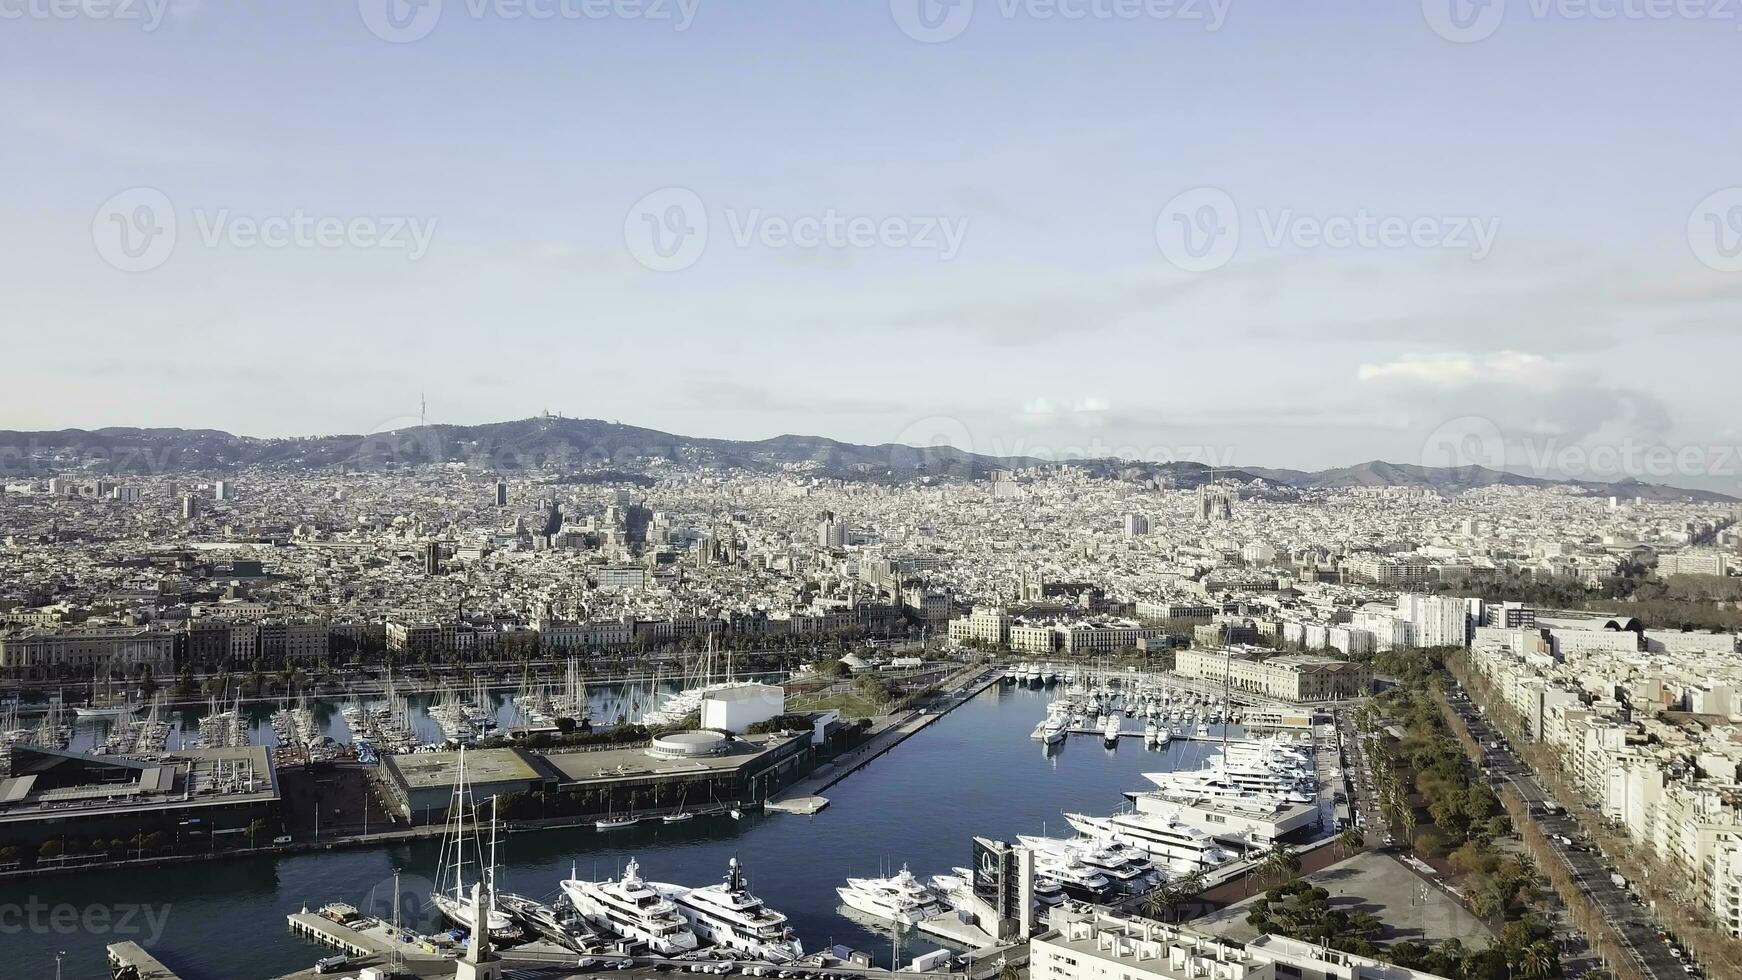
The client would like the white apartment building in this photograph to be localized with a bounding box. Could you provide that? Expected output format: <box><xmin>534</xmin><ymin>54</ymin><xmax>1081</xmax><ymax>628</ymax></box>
<box><xmin>948</xmin><ymin>606</ymin><xmax>1012</xmax><ymax>647</ymax></box>
<box><xmin>1659</xmin><ymin>550</ymin><xmax>1731</xmax><ymax>577</ymax></box>
<box><xmin>1031</xmin><ymin>905</ymin><xmax>1454</xmax><ymax>980</ymax></box>
<box><xmin>1175</xmin><ymin>648</ymin><xmax>1372</xmax><ymax>702</ymax></box>
<box><xmin>1008</xmin><ymin>620</ymin><xmax>1166</xmax><ymax>655</ymax></box>
<box><xmin>1396</xmin><ymin>594</ymin><xmax>1469</xmax><ymax>648</ymax></box>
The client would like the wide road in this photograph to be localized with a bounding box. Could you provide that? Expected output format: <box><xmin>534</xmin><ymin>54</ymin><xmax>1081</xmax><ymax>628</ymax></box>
<box><xmin>1442</xmin><ymin>685</ymin><xmax>1694</xmax><ymax>980</ymax></box>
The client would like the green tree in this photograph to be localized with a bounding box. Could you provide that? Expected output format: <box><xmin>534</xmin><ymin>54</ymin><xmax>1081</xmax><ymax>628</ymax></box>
<box><xmin>1338</xmin><ymin>826</ymin><xmax>1365</xmax><ymax>857</ymax></box>
<box><xmin>1258</xmin><ymin>843</ymin><xmax>1301</xmax><ymax>885</ymax></box>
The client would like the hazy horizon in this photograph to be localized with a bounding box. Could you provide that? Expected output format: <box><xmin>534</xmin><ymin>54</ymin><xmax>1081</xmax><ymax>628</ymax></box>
<box><xmin>4</xmin><ymin>3</ymin><xmax>1741</xmax><ymax>493</ymax></box>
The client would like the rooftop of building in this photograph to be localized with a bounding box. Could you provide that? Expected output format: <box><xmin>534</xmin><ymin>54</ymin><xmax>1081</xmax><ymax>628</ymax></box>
<box><xmin>0</xmin><ymin>745</ymin><xmax>278</xmax><ymax>824</ymax></box>
<box><xmin>381</xmin><ymin>747</ymin><xmax>543</xmax><ymax>791</ymax></box>
<box><xmin>537</xmin><ymin>731</ymin><xmax>799</xmax><ymax>786</ymax></box>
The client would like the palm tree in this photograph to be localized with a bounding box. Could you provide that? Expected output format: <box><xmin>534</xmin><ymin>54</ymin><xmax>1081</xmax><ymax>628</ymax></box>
<box><xmin>1339</xmin><ymin>826</ymin><xmax>1365</xmax><ymax>857</ymax></box>
<box><xmin>1259</xmin><ymin>843</ymin><xmax>1300</xmax><ymax>885</ymax></box>
<box><xmin>1141</xmin><ymin>883</ymin><xmax>1177</xmax><ymax>922</ymax></box>
<box><xmin>1518</xmin><ymin>942</ymin><xmax>1554</xmax><ymax>979</ymax></box>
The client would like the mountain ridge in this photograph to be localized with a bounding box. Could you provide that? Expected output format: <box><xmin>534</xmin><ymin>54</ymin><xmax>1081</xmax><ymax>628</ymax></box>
<box><xmin>0</xmin><ymin>418</ymin><xmax>1731</xmax><ymax>502</ymax></box>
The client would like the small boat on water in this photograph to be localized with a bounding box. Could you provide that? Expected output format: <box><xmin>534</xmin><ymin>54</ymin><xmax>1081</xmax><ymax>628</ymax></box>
<box><xmin>596</xmin><ymin>816</ymin><xmax>639</xmax><ymax>831</ymax></box>
<box><xmin>662</xmin><ymin>812</ymin><xmax>694</xmax><ymax>824</ymax></box>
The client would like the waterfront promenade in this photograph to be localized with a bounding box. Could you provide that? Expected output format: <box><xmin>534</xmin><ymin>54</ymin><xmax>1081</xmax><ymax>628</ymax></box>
<box><xmin>769</xmin><ymin>661</ymin><xmax>1005</xmax><ymax>813</ymax></box>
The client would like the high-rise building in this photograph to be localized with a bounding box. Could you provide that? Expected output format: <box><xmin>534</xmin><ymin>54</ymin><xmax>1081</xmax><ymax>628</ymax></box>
<box><xmin>1123</xmin><ymin>512</ymin><xmax>1149</xmax><ymax>537</ymax></box>
<box><xmin>1398</xmin><ymin>593</ymin><xmax>1469</xmax><ymax>648</ymax></box>
<box><xmin>423</xmin><ymin>541</ymin><xmax>444</xmax><ymax>576</ymax></box>
<box><xmin>213</xmin><ymin>480</ymin><xmax>232</xmax><ymax>501</ymax></box>
<box><xmin>818</xmin><ymin>513</ymin><xmax>846</xmax><ymax>548</ymax></box>
<box><xmin>182</xmin><ymin>493</ymin><xmax>199</xmax><ymax>520</ymax></box>
<box><xmin>495</xmin><ymin>480</ymin><xmax>508</xmax><ymax>508</ymax></box>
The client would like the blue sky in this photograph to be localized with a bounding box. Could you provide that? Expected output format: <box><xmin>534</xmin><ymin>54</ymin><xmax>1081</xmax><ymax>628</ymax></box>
<box><xmin>4</xmin><ymin>1</ymin><xmax>1741</xmax><ymax>490</ymax></box>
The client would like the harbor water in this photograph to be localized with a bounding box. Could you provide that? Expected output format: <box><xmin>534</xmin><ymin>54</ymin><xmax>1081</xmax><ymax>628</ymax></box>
<box><xmin>17</xmin><ymin>682</ymin><xmax>1260</xmax><ymax>980</ymax></box>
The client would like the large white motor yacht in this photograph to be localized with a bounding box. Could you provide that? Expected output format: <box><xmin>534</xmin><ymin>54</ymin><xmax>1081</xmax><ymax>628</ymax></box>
<box><xmin>835</xmin><ymin>864</ymin><xmax>946</xmax><ymax>926</ymax></box>
<box><xmin>562</xmin><ymin>858</ymin><xmax>701</xmax><ymax>955</ymax></box>
<box><xmin>1064</xmin><ymin>812</ymin><xmax>1236</xmax><ymax>873</ymax></box>
<box><xmin>649</xmin><ymin>858</ymin><xmax>802</xmax><ymax>963</ymax></box>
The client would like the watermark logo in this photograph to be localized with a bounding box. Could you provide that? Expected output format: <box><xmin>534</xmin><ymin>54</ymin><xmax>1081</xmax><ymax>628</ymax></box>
<box><xmin>351</xmin><ymin>415</ymin><xmax>450</xmax><ymax>470</ymax></box>
<box><xmin>0</xmin><ymin>898</ymin><xmax>172</xmax><ymax>944</ymax></box>
<box><xmin>1155</xmin><ymin>186</ymin><xmax>1501</xmax><ymax>272</ymax></box>
<box><xmin>361</xmin><ymin>0</ymin><xmax>699</xmax><ymax>42</ymax></box>
<box><xmin>1689</xmin><ymin>187</ymin><xmax>1742</xmax><ymax>273</ymax></box>
<box><xmin>623</xmin><ymin>188</ymin><xmax>970</xmax><ymax>272</ymax></box>
<box><xmin>91</xmin><ymin>189</ymin><xmax>439</xmax><ymax>272</ymax></box>
<box><xmin>359</xmin><ymin>0</ymin><xmax>444</xmax><ymax>43</ymax></box>
<box><xmin>1155</xmin><ymin>186</ymin><xmax>1239</xmax><ymax>272</ymax></box>
<box><xmin>1418</xmin><ymin>415</ymin><xmax>1742</xmax><ymax>489</ymax></box>
<box><xmin>362</xmin><ymin>873</ymin><xmax>442</xmax><ymax>932</ymax></box>
<box><xmin>0</xmin><ymin>0</ymin><xmax>173</xmax><ymax>30</ymax></box>
<box><xmin>1421</xmin><ymin>0</ymin><xmax>1505</xmax><ymax>42</ymax></box>
<box><xmin>1420</xmin><ymin>415</ymin><xmax>1507</xmax><ymax>472</ymax></box>
<box><xmin>890</xmin><ymin>0</ymin><xmax>975</xmax><ymax>42</ymax></box>
<box><xmin>1424</xmin><ymin>0</ymin><xmax>1742</xmax><ymax>41</ymax></box>
<box><xmin>892</xmin><ymin>0</ymin><xmax>1230</xmax><ymax>40</ymax></box>
<box><xmin>93</xmin><ymin>187</ymin><xmax>177</xmax><ymax>273</ymax></box>
<box><xmin>625</xmin><ymin>187</ymin><xmax>709</xmax><ymax>273</ymax></box>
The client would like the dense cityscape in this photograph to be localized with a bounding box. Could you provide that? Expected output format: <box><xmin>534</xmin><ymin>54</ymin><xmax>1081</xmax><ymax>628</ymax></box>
<box><xmin>9</xmin><ymin>3</ymin><xmax>1742</xmax><ymax>980</ymax></box>
<box><xmin>1</xmin><ymin>434</ymin><xmax>1741</xmax><ymax>980</ymax></box>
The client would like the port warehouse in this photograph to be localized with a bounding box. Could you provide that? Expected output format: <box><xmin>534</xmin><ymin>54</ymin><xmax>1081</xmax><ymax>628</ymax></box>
<box><xmin>0</xmin><ymin>744</ymin><xmax>280</xmax><ymax>848</ymax></box>
<box><xmin>379</xmin><ymin>729</ymin><xmax>816</xmax><ymax>824</ymax></box>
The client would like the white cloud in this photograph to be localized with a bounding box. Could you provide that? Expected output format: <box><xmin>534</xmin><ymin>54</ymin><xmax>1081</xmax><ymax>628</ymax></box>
<box><xmin>1357</xmin><ymin>351</ymin><xmax>1551</xmax><ymax>389</ymax></box>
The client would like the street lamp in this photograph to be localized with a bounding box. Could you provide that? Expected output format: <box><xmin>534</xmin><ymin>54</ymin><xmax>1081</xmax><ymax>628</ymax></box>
<box><xmin>55</xmin><ymin>950</ymin><xmax>65</xmax><ymax>980</ymax></box>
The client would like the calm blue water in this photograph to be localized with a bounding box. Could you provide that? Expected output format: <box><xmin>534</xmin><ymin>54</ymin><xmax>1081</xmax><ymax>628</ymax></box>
<box><xmin>19</xmin><ymin>683</ymin><xmax>1238</xmax><ymax>980</ymax></box>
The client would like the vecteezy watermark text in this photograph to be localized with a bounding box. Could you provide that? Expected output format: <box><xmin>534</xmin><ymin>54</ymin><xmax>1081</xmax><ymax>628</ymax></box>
<box><xmin>1422</xmin><ymin>0</ymin><xmax>1742</xmax><ymax>44</ymax></box>
<box><xmin>359</xmin><ymin>0</ymin><xmax>700</xmax><ymax>43</ymax></box>
<box><xmin>92</xmin><ymin>188</ymin><xmax>438</xmax><ymax>272</ymax></box>
<box><xmin>890</xmin><ymin>0</ymin><xmax>1230</xmax><ymax>43</ymax></box>
<box><xmin>1154</xmin><ymin>187</ymin><xmax>1500</xmax><ymax>272</ymax></box>
<box><xmin>0</xmin><ymin>0</ymin><xmax>172</xmax><ymax>29</ymax></box>
<box><xmin>0</xmin><ymin>899</ymin><xmax>172</xmax><ymax>944</ymax></box>
<box><xmin>1422</xmin><ymin>415</ymin><xmax>1742</xmax><ymax>488</ymax></box>
<box><xmin>624</xmin><ymin>187</ymin><xmax>969</xmax><ymax>272</ymax></box>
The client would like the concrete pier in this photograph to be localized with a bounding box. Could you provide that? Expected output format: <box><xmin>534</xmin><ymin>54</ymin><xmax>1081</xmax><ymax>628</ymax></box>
<box><xmin>915</xmin><ymin>912</ymin><xmax>998</xmax><ymax>948</ymax></box>
<box><xmin>769</xmin><ymin>664</ymin><xmax>1004</xmax><ymax>812</ymax></box>
<box><xmin>107</xmin><ymin>942</ymin><xmax>183</xmax><ymax>980</ymax></box>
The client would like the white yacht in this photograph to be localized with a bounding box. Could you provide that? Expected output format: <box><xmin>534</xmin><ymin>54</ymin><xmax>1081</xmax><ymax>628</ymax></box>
<box><xmin>1102</xmin><ymin>714</ymin><xmax>1121</xmax><ymax>746</ymax></box>
<box><xmin>835</xmin><ymin>864</ymin><xmax>946</xmax><ymax>926</ymax></box>
<box><xmin>1018</xmin><ymin>835</ymin><xmax>1160</xmax><ymax>892</ymax></box>
<box><xmin>1026</xmin><ymin>847</ymin><xmax>1113</xmax><ymax>899</ymax></box>
<box><xmin>1143</xmin><ymin>767</ymin><xmax>1314</xmax><ymax>806</ymax></box>
<box><xmin>1064</xmin><ymin>811</ymin><xmax>1236</xmax><ymax>873</ymax></box>
<box><xmin>562</xmin><ymin>858</ymin><xmax>700</xmax><ymax>955</ymax></box>
<box><xmin>650</xmin><ymin>858</ymin><xmax>802</xmax><ymax>963</ymax></box>
<box><xmin>927</xmin><ymin>869</ymin><xmax>972</xmax><ymax>907</ymax></box>
<box><xmin>1030</xmin><ymin>710</ymin><xmax>1067</xmax><ymax>744</ymax></box>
